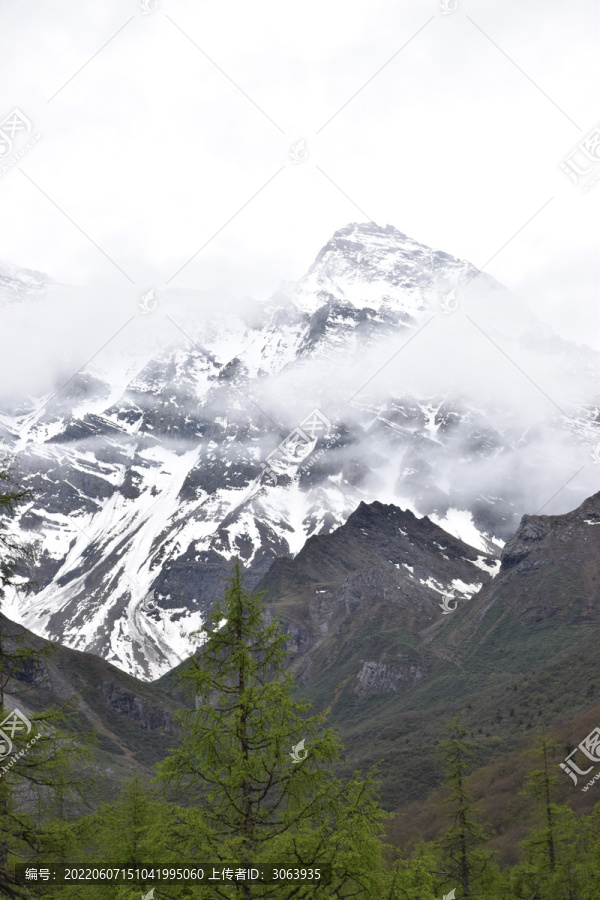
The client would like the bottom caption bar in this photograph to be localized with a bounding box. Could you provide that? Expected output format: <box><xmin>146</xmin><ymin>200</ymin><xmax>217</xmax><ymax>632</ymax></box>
<box><xmin>15</xmin><ymin>865</ymin><xmax>332</xmax><ymax>885</ymax></box>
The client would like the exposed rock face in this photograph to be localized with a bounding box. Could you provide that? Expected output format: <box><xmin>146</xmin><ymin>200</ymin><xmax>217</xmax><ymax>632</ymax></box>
<box><xmin>354</xmin><ymin>658</ymin><xmax>425</xmax><ymax>696</ymax></box>
<box><xmin>101</xmin><ymin>682</ymin><xmax>176</xmax><ymax>733</ymax></box>
<box><xmin>230</xmin><ymin>488</ymin><xmax>600</xmax><ymax>813</ymax></box>
<box><xmin>501</xmin><ymin>518</ymin><xmax>549</xmax><ymax>568</ymax></box>
<box><xmin>0</xmin><ymin>613</ymin><xmax>181</xmax><ymax>779</ymax></box>
<box><xmin>496</xmin><ymin>493</ymin><xmax>600</xmax><ymax>624</ymax></box>
<box><xmin>257</xmin><ymin>499</ymin><xmax>498</xmax><ymax>694</ymax></box>
<box><xmin>501</xmin><ymin>495</ymin><xmax>600</xmax><ymax>575</ymax></box>
<box><xmin>441</xmin><ymin>490</ymin><xmax>600</xmax><ymax>667</ymax></box>
<box><xmin>252</xmin><ymin>490</ymin><xmax>600</xmax><ymax>708</ymax></box>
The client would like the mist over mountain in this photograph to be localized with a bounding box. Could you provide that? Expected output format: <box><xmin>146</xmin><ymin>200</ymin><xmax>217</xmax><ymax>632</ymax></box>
<box><xmin>0</xmin><ymin>222</ymin><xmax>598</xmax><ymax>679</ymax></box>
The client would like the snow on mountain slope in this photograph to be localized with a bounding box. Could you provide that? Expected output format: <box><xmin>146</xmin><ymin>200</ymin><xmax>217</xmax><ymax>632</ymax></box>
<box><xmin>292</xmin><ymin>222</ymin><xmax>477</xmax><ymax>316</ymax></box>
<box><xmin>0</xmin><ymin>223</ymin><xmax>598</xmax><ymax>679</ymax></box>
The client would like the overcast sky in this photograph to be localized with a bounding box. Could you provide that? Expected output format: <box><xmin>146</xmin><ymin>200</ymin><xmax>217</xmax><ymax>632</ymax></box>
<box><xmin>0</xmin><ymin>0</ymin><xmax>598</xmax><ymax>346</ymax></box>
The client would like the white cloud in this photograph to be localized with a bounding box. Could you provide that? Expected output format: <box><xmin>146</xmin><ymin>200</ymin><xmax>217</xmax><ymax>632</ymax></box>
<box><xmin>0</xmin><ymin>0</ymin><xmax>597</xmax><ymax>368</ymax></box>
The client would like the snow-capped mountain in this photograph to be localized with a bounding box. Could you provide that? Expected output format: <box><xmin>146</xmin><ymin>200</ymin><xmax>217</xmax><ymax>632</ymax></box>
<box><xmin>0</xmin><ymin>222</ymin><xmax>598</xmax><ymax>679</ymax></box>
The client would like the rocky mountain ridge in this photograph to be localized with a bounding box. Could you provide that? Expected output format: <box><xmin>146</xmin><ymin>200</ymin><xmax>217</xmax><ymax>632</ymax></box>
<box><xmin>0</xmin><ymin>612</ymin><xmax>181</xmax><ymax>802</ymax></box>
<box><xmin>0</xmin><ymin>222</ymin><xmax>598</xmax><ymax>678</ymax></box>
<box><xmin>155</xmin><ymin>488</ymin><xmax>600</xmax><ymax>811</ymax></box>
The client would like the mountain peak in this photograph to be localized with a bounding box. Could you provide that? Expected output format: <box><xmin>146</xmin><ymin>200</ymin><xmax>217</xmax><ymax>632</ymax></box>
<box><xmin>291</xmin><ymin>221</ymin><xmax>477</xmax><ymax>316</ymax></box>
<box><xmin>500</xmin><ymin>489</ymin><xmax>600</xmax><ymax>572</ymax></box>
<box><xmin>327</xmin><ymin>221</ymin><xmax>410</xmax><ymax>242</ymax></box>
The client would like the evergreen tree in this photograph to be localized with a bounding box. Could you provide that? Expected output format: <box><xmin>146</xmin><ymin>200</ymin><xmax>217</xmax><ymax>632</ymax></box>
<box><xmin>576</xmin><ymin>795</ymin><xmax>600</xmax><ymax>899</ymax></box>
<box><xmin>49</xmin><ymin>774</ymin><xmax>172</xmax><ymax>900</ymax></box>
<box><xmin>522</xmin><ymin>732</ymin><xmax>558</xmax><ymax>873</ymax></box>
<box><xmin>382</xmin><ymin>840</ymin><xmax>438</xmax><ymax>900</ymax></box>
<box><xmin>436</xmin><ymin>717</ymin><xmax>492</xmax><ymax>898</ymax></box>
<box><xmin>156</xmin><ymin>562</ymin><xmax>391</xmax><ymax>898</ymax></box>
<box><xmin>515</xmin><ymin>732</ymin><xmax>585</xmax><ymax>899</ymax></box>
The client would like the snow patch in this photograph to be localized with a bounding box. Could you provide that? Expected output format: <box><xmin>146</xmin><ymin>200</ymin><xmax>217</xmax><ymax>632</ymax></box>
<box><xmin>472</xmin><ymin>556</ymin><xmax>501</xmax><ymax>575</ymax></box>
<box><xmin>450</xmin><ymin>578</ymin><xmax>482</xmax><ymax>598</ymax></box>
<box><xmin>430</xmin><ymin>507</ymin><xmax>491</xmax><ymax>554</ymax></box>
